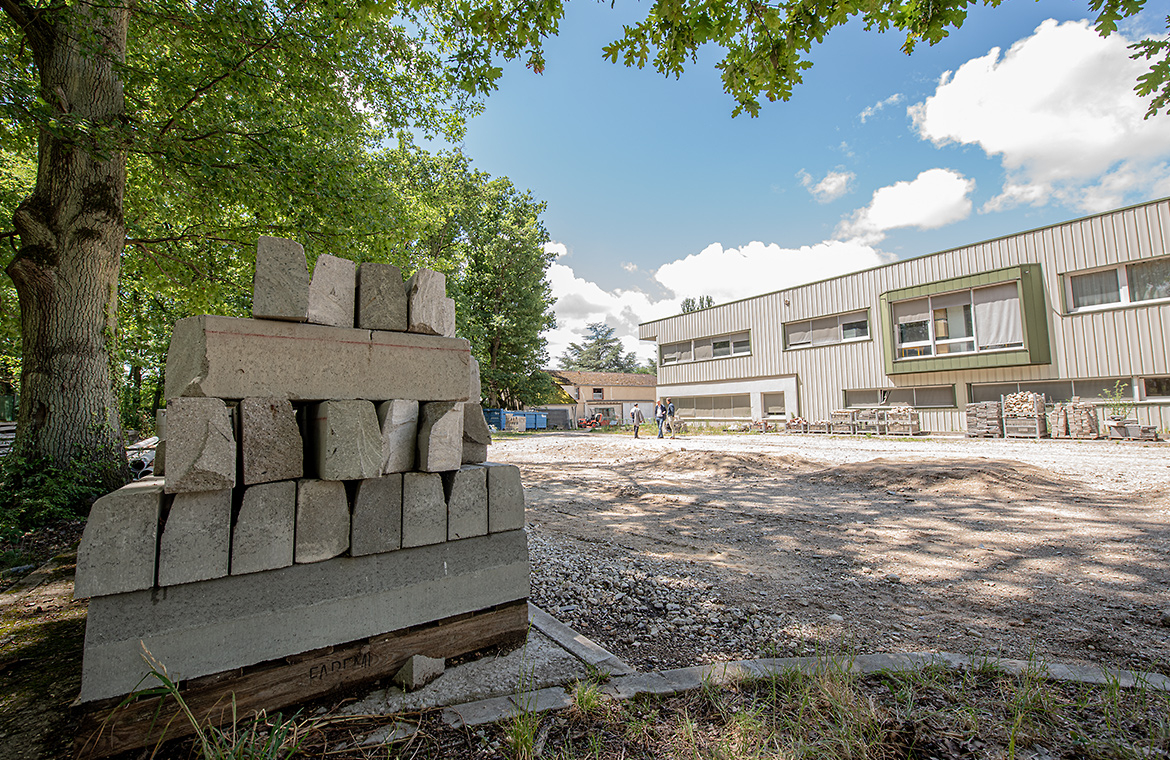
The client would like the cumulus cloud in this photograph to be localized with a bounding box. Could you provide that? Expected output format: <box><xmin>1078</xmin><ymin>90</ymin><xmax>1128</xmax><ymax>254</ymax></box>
<box><xmin>909</xmin><ymin>18</ymin><xmax>1170</xmax><ymax>212</ymax></box>
<box><xmin>797</xmin><ymin>168</ymin><xmax>856</xmax><ymax>202</ymax></box>
<box><xmin>544</xmin><ymin>238</ymin><xmax>893</xmax><ymax>365</ymax></box>
<box><xmin>544</xmin><ymin>241</ymin><xmax>569</xmax><ymax>259</ymax></box>
<box><xmin>835</xmin><ymin>168</ymin><xmax>975</xmax><ymax>242</ymax></box>
<box><xmin>859</xmin><ymin>93</ymin><xmax>904</xmax><ymax>123</ymax></box>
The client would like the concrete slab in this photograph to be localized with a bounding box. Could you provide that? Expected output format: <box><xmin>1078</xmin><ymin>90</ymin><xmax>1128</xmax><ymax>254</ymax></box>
<box><xmin>402</xmin><ymin>472</ymin><xmax>446</xmax><ymax>548</ymax></box>
<box><xmin>79</xmin><ymin>530</ymin><xmax>530</xmax><ymax>703</ymax></box>
<box><xmin>406</xmin><ymin>269</ymin><xmax>456</xmax><ymax>337</ymax></box>
<box><xmin>463</xmin><ymin>403</ymin><xmax>492</xmax><ymax>446</ymax></box>
<box><xmin>357</xmin><ymin>262</ymin><xmax>408</xmax><ymax>332</ymax></box>
<box><xmin>351</xmin><ymin>474</ymin><xmax>402</xmax><ymax>557</ymax></box>
<box><xmin>394</xmin><ymin>654</ymin><xmax>445</xmax><ymax>691</ymax></box>
<box><xmin>295</xmin><ymin>479</ymin><xmax>350</xmax><ymax>563</ymax></box>
<box><xmin>165</xmin><ymin>315</ymin><xmax>471</xmax><ymax>402</ymax></box>
<box><xmin>253</xmin><ymin>236</ymin><xmax>309</xmax><ymax>322</ymax></box>
<box><xmin>417</xmin><ymin>402</ymin><xmax>462</xmax><ymax>473</ymax></box>
<box><xmin>154</xmin><ymin>409</ymin><xmax>166</xmax><ymax>476</ymax></box>
<box><xmin>164</xmin><ymin>397</ymin><xmax>237</xmax><ymax>494</ymax></box>
<box><xmin>484</xmin><ymin>462</ymin><xmax>524</xmax><ymax>533</ymax></box>
<box><xmin>157</xmin><ymin>489</ymin><xmax>232</xmax><ymax>587</ymax></box>
<box><xmin>376</xmin><ymin>399</ymin><xmax>418</xmax><ymax>474</ymax></box>
<box><xmin>462</xmin><ymin>442</ymin><xmax>488</xmax><ymax>465</ymax></box>
<box><xmin>443</xmin><ymin>465</ymin><xmax>487</xmax><ymax>541</ymax></box>
<box><xmin>231</xmin><ymin>481</ymin><xmax>296</xmax><ymax>576</ymax></box>
<box><xmin>307</xmin><ymin>253</ymin><xmax>356</xmax><ymax>328</ymax></box>
<box><xmin>468</xmin><ymin>355</ymin><xmax>481</xmax><ymax>404</ymax></box>
<box><xmin>527</xmin><ymin>603</ymin><xmax>635</xmax><ymax>676</ymax></box>
<box><xmin>310</xmin><ymin>400</ymin><xmax>382</xmax><ymax>481</ymax></box>
<box><xmin>239</xmin><ymin>397</ymin><xmax>303</xmax><ymax>485</ymax></box>
<box><xmin>74</xmin><ymin>478</ymin><xmax>163</xmax><ymax>599</ymax></box>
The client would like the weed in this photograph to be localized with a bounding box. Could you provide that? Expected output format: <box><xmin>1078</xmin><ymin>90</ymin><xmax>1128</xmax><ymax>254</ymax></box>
<box><xmin>571</xmin><ymin>678</ymin><xmax>605</xmax><ymax>717</ymax></box>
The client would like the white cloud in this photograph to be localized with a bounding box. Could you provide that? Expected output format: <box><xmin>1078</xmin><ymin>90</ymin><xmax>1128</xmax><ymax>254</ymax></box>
<box><xmin>859</xmin><ymin>93</ymin><xmax>904</xmax><ymax>123</ymax></box>
<box><xmin>909</xmin><ymin>18</ymin><xmax>1170</xmax><ymax>212</ymax></box>
<box><xmin>545</xmin><ymin>237</ymin><xmax>892</xmax><ymax>366</ymax></box>
<box><xmin>797</xmin><ymin>168</ymin><xmax>856</xmax><ymax>202</ymax></box>
<box><xmin>544</xmin><ymin>241</ymin><xmax>569</xmax><ymax>259</ymax></box>
<box><xmin>621</xmin><ymin>262</ymin><xmax>639</xmax><ymax>272</ymax></box>
<box><xmin>836</xmin><ymin>168</ymin><xmax>975</xmax><ymax>242</ymax></box>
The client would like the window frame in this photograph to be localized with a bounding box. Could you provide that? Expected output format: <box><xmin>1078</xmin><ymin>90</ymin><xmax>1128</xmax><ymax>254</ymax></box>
<box><xmin>890</xmin><ymin>284</ymin><xmax>1024</xmax><ymax>363</ymax></box>
<box><xmin>783</xmin><ymin>309</ymin><xmax>871</xmax><ymax>351</ymax></box>
<box><xmin>844</xmin><ymin>385</ymin><xmax>956</xmax><ymax>409</ymax></box>
<box><xmin>658</xmin><ymin>330</ymin><xmax>751</xmax><ymax>365</ymax></box>
<box><xmin>1143</xmin><ymin>376</ymin><xmax>1170</xmax><ymax>399</ymax></box>
<box><xmin>1064</xmin><ymin>256</ymin><xmax>1170</xmax><ymax>313</ymax></box>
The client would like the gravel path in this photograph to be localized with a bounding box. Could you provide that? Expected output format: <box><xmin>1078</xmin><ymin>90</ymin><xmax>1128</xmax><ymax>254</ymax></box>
<box><xmin>494</xmin><ymin>431</ymin><xmax>1170</xmax><ymax>677</ymax></box>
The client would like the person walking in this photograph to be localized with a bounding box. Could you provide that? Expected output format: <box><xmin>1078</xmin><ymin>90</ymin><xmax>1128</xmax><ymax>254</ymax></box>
<box><xmin>630</xmin><ymin>403</ymin><xmax>645</xmax><ymax>438</ymax></box>
<box><xmin>667</xmin><ymin>397</ymin><xmax>678</xmax><ymax>438</ymax></box>
<box><xmin>655</xmin><ymin>399</ymin><xmax>667</xmax><ymax>438</ymax></box>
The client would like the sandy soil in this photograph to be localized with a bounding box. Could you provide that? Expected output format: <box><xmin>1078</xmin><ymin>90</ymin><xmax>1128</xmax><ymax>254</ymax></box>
<box><xmin>494</xmin><ymin>431</ymin><xmax>1170</xmax><ymax>676</ymax></box>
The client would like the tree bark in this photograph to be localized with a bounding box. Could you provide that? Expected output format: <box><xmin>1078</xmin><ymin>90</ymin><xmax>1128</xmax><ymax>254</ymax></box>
<box><xmin>5</xmin><ymin>2</ymin><xmax>130</xmax><ymax>489</ymax></box>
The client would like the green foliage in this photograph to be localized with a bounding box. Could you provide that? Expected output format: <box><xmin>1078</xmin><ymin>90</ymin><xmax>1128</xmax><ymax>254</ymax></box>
<box><xmin>680</xmin><ymin>295</ymin><xmax>715</xmax><ymax>313</ymax></box>
<box><xmin>559</xmin><ymin>323</ymin><xmax>644</xmax><ymax>373</ymax></box>
<box><xmin>1103</xmin><ymin>379</ymin><xmax>1136</xmax><ymax>420</ymax></box>
<box><xmin>0</xmin><ymin>449</ymin><xmax>109</xmax><ymax>540</ymax></box>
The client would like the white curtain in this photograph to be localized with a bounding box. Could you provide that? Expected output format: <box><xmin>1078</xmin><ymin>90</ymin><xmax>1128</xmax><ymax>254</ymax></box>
<box><xmin>1070</xmin><ymin>269</ymin><xmax>1120</xmax><ymax>308</ymax></box>
<box><xmin>892</xmin><ymin>298</ymin><xmax>930</xmax><ymax>325</ymax></box>
<box><xmin>1127</xmin><ymin>259</ymin><xmax>1170</xmax><ymax>302</ymax></box>
<box><xmin>786</xmin><ymin>322</ymin><xmax>811</xmax><ymax>346</ymax></box>
<box><xmin>810</xmin><ymin>317</ymin><xmax>839</xmax><ymax>345</ymax></box>
<box><xmin>973</xmin><ymin>283</ymin><xmax>1023</xmax><ymax>349</ymax></box>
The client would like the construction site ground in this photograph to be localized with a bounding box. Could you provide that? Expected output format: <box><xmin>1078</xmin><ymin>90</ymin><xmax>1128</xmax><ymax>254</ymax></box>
<box><xmin>501</xmin><ymin>430</ymin><xmax>1170</xmax><ymax>678</ymax></box>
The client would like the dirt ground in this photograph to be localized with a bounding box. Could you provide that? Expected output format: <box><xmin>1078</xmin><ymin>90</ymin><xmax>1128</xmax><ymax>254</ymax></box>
<box><xmin>496</xmin><ymin>431</ymin><xmax>1170</xmax><ymax>678</ymax></box>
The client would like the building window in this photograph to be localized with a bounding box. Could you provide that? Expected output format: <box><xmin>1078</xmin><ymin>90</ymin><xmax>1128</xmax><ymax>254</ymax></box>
<box><xmin>673</xmin><ymin>395</ymin><xmax>751</xmax><ymax>418</ymax></box>
<box><xmin>845</xmin><ymin>385</ymin><xmax>955</xmax><ymax>408</ymax></box>
<box><xmin>592</xmin><ymin>388</ymin><xmax>603</xmax><ymax>400</ymax></box>
<box><xmin>659</xmin><ymin>331</ymin><xmax>750</xmax><ymax>364</ymax></box>
<box><xmin>1144</xmin><ymin>377</ymin><xmax>1170</xmax><ymax>398</ymax></box>
<box><xmin>784</xmin><ymin>310</ymin><xmax>868</xmax><ymax>349</ymax></box>
<box><xmin>969</xmin><ymin>379</ymin><xmax>1128</xmax><ymax>404</ymax></box>
<box><xmin>891</xmin><ymin>283</ymin><xmax>1022</xmax><ymax>361</ymax></box>
<box><xmin>762</xmin><ymin>392</ymin><xmax>786</xmax><ymax>417</ymax></box>
<box><xmin>1066</xmin><ymin>256</ymin><xmax>1170</xmax><ymax>311</ymax></box>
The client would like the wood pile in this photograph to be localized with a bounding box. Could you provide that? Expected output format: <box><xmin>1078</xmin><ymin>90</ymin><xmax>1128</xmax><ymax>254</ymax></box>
<box><xmin>830</xmin><ymin>410</ymin><xmax>855</xmax><ymax>434</ymax></box>
<box><xmin>786</xmin><ymin>417</ymin><xmax>808</xmax><ymax>433</ymax></box>
<box><xmin>854</xmin><ymin>409</ymin><xmax>887</xmax><ymax>434</ymax></box>
<box><xmin>966</xmin><ymin>401</ymin><xmax>1002</xmax><ymax>437</ymax></box>
<box><xmin>886</xmin><ymin>406</ymin><xmax>920</xmax><ymax>435</ymax></box>
<box><xmin>1003</xmin><ymin>391</ymin><xmax>1044</xmax><ymax>417</ymax></box>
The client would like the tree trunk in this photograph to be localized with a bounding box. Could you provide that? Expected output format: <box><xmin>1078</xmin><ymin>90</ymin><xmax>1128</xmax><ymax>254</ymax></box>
<box><xmin>6</xmin><ymin>2</ymin><xmax>130</xmax><ymax>489</ymax></box>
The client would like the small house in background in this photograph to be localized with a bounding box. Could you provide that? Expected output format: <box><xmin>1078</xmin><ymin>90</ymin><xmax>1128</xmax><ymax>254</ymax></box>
<box><xmin>545</xmin><ymin>370</ymin><xmax>658</xmax><ymax>427</ymax></box>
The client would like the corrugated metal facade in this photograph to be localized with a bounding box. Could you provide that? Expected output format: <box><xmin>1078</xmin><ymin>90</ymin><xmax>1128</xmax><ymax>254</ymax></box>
<box><xmin>640</xmin><ymin>198</ymin><xmax>1170</xmax><ymax>431</ymax></box>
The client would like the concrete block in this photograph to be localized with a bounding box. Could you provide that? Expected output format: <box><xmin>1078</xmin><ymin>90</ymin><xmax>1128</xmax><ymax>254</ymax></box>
<box><xmin>357</xmin><ymin>262</ymin><xmax>407</xmax><ymax>331</ymax></box>
<box><xmin>74</xmin><ymin>478</ymin><xmax>163</xmax><ymax>599</ymax></box>
<box><xmin>158</xmin><ymin>489</ymin><xmax>232</xmax><ymax>587</ymax></box>
<box><xmin>468</xmin><ymin>355</ymin><xmax>481</xmax><ymax>404</ymax></box>
<box><xmin>351</xmin><ymin>474</ymin><xmax>402</xmax><ymax>557</ymax></box>
<box><xmin>417</xmin><ymin>402</ymin><xmax>463</xmax><ymax>473</ymax></box>
<box><xmin>443</xmin><ymin>465</ymin><xmax>488</xmax><ymax>541</ymax></box>
<box><xmin>307</xmin><ymin>253</ymin><xmax>356</xmax><ymax>328</ymax></box>
<box><xmin>402</xmin><ymin>472</ymin><xmax>446</xmax><ymax>548</ymax></box>
<box><xmin>311</xmin><ymin>400</ymin><xmax>382</xmax><ymax>480</ymax></box>
<box><xmin>231</xmin><ymin>481</ymin><xmax>296</xmax><ymax>576</ymax></box>
<box><xmin>462</xmin><ymin>441</ymin><xmax>488</xmax><ymax>465</ymax></box>
<box><xmin>463</xmin><ymin>403</ymin><xmax>492</xmax><ymax>446</ymax></box>
<box><xmin>406</xmin><ymin>269</ymin><xmax>456</xmax><ymax>337</ymax></box>
<box><xmin>79</xmin><ymin>530</ymin><xmax>530</xmax><ymax>703</ymax></box>
<box><xmin>394</xmin><ymin>654</ymin><xmax>445</xmax><ymax>691</ymax></box>
<box><xmin>376</xmin><ymin>399</ymin><xmax>418</xmax><ymax>474</ymax></box>
<box><xmin>253</xmin><ymin>236</ymin><xmax>310</xmax><ymax>322</ymax></box>
<box><xmin>240</xmin><ymin>397</ymin><xmax>303</xmax><ymax>485</ymax></box>
<box><xmin>485</xmin><ymin>462</ymin><xmax>524</xmax><ymax>533</ymax></box>
<box><xmin>164</xmin><ymin>397</ymin><xmax>237</xmax><ymax>494</ymax></box>
<box><xmin>166</xmin><ymin>315</ymin><xmax>471</xmax><ymax>402</ymax></box>
<box><xmin>155</xmin><ymin>409</ymin><xmax>166</xmax><ymax>476</ymax></box>
<box><xmin>296</xmin><ymin>479</ymin><xmax>350</xmax><ymax>563</ymax></box>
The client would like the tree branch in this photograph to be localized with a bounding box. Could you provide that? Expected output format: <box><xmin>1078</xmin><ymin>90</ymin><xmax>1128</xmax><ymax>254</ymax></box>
<box><xmin>0</xmin><ymin>0</ymin><xmax>53</xmax><ymax>61</ymax></box>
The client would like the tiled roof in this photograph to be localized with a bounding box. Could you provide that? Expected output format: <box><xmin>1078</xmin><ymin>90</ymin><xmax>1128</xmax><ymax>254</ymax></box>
<box><xmin>547</xmin><ymin>370</ymin><xmax>658</xmax><ymax>387</ymax></box>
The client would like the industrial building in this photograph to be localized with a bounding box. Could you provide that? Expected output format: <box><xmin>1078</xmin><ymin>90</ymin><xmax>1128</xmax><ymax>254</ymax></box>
<box><xmin>639</xmin><ymin>197</ymin><xmax>1170</xmax><ymax>433</ymax></box>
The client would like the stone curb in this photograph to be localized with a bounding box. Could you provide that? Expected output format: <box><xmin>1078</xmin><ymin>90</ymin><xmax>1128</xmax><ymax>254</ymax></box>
<box><xmin>441</xmin><ymin>648</ymin><xmax>1170</xmax><ymax>729</ymax></box>
<box><xmin>527</xmin><ymin>603</ymin><xmax>636</xmax><ymax>677</ymax></box>
<box><xmin>0</xmin><ymin>551</ymin><xmax>77</xmax><ymax>610</ymax></box>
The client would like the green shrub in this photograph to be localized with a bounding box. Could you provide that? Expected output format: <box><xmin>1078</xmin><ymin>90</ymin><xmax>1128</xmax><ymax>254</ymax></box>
<box><xmin>0</xmin><ymin>449</ymin><xmax>110</xmax><ymax>540</ymax></box>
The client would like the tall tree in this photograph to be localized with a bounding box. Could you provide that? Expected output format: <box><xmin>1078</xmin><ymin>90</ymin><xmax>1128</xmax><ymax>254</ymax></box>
<box><xmin>680</xmin><ymin>295</ymin><xmax>715</xmax><ymax>313</ymax></box>
<box><xmin>559</xmin><ymin>323</ymin><xmax>642</xmax><ymax>373</ymax></box>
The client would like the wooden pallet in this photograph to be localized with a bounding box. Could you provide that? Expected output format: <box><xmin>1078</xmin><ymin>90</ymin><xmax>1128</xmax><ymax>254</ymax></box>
<box><xmin>74</xmin><ymin>600</ymin><xmax>529</xmax><ymax>759</ymax></box>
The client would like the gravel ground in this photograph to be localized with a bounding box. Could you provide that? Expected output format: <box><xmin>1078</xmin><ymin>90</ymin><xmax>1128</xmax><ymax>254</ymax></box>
<box><xmin>493</xmin><ymin>431</ymin><xmax>1170</xmax><ymax>677</ymax></box>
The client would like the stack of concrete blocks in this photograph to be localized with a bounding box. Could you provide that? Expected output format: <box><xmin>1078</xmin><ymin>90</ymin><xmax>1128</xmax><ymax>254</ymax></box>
<box><xmin>965</xmin><ymin>401</ymin><xmax>1003</xmax><ymax>437</ymax></box>
<box><xmin>73</xmin><ymin>237</ymin><xmax>524</xmax><ymax>705</ymax></box>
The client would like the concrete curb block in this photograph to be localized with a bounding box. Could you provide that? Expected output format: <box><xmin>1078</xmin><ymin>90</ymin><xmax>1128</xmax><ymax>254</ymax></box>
<box><xmin>527</xmin><ymin>603</ymin><xmax>636</xmax><ymax>677</ymax></box>
<box><xmin>440</xmin><ymin>647</ymin><xmax>1170</xmax><ymax>729</ymax></box>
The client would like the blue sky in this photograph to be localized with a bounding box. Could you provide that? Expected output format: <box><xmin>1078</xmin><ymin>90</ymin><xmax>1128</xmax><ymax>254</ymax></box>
<box><xmin>444</xmin><ymin>0</ymin><xmax>1170</xmax><ymax>364</ymax></box>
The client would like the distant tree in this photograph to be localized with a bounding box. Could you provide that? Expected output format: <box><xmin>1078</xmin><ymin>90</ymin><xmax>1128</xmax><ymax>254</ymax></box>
<box><xmin>680</xmin><ymin>296</ymin><xmax>715</xmax><ymax>313</ymax></box>
<box><xmin>558</xmin><ymin>323</ymin><xmax>641</xmax><ymax>373</ymax></box>
<box><xmin>635</xmin><ymin>357</ymin><xmax>658</xmax><ymax>375</ymax></box>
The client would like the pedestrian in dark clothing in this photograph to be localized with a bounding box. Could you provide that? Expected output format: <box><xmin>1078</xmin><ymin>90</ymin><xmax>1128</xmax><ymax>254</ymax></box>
<box><xmin>667</xmin><ymin>398</ymin><xmax>677</xmax><ymax>438</ymax></box>
<box><xmin>655</xmin><ymin>400</ymin><xmax>667</xmax><ymax>438</ymax></box>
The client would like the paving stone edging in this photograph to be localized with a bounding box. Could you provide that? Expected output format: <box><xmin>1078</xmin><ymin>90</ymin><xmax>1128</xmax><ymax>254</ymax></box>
<box><xmin>442</xmin><ymin>649</ymin><xmax>1170</xmax><ymax>728</ymax></box>
<box><xmin>0</xmin><ymin>552</ymin><xmax>76</xmax><ymax>610</ymax></box>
